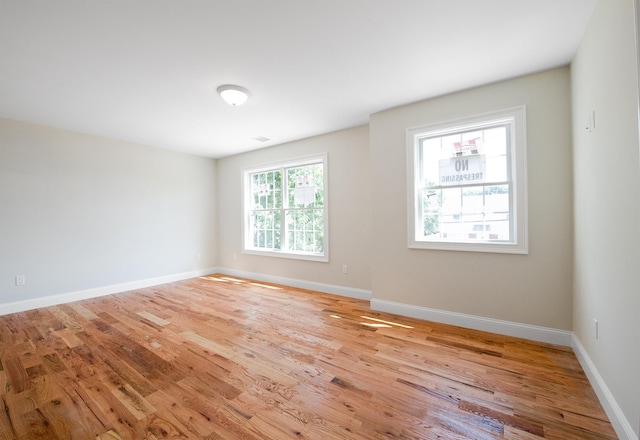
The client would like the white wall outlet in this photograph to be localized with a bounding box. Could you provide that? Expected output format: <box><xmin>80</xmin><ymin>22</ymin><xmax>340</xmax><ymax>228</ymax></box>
<box><xmin>593</xmin><ymin>318</ymin><xmax>599</xmax><ymax>340</ymax></box>
<box><xmin>15</xmin><ymin>275</ymin><xmax>26</xmax><ymax>286</ymax></box>
<box><xmin>342</xmin><ymin>264</ymin><xmax>348</xmax><ymax>274</ymax></box>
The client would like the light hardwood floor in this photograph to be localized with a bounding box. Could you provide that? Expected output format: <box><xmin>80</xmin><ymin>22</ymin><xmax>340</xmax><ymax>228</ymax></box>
<box><xmin>0</xmin><ymin>274</ymin><xmax>616</xmax><ymax>439</ymax></box>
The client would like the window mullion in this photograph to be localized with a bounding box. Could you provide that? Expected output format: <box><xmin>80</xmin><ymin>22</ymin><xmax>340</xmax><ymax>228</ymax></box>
<box><xmin>280</xmin><ymin>166</ymin><xmax>287</xmax><ymax>252</ymax></box>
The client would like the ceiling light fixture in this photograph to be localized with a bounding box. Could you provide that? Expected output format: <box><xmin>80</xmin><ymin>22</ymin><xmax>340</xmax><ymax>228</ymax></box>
<box><xmin>217</xmin><ymin>84</ymin><xmax>250</xmax><ymax>106</ymax></box>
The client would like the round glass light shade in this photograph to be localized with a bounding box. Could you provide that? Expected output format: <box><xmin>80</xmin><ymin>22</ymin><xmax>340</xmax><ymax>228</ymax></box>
<box><xmin>217</xmin><ymin>85</ymin><xmax>250</xmax><ymax>106</ymax></box>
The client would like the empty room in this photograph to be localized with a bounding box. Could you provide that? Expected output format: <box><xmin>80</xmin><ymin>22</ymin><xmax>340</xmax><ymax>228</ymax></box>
<box><xmin>1</xmin><ymin>0</ymin><xmax>639</xmax><ymax>439</ymax></box>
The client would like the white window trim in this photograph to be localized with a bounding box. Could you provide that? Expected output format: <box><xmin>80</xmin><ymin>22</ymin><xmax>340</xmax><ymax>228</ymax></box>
<box><xmin>406</xmin><ymin>106</ymin><xmax>528</xmax><ymax>254</ymax></box>
<box><xmin>242</xmin><ymin>153</ymin><xmax>329</xmax><ymax>262</ymax></box>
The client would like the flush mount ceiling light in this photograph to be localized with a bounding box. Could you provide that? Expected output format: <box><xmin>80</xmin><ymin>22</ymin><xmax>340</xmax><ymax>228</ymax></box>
<box><xmin>217</xmin><ymin>84</ymin><xmax>250</xmax><ymax>106</ymax></box>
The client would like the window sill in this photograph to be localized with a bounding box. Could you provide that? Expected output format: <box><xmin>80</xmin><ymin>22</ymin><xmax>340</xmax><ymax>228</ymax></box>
<box><xmin>409</xmin><ymin>240</ymin><xmax>528</xmax><ymax>254</ymax></box>
<box><xmin>243</xmin><ymin>249</ymin><xmax>329</xmax><ymax>262</ymax></box>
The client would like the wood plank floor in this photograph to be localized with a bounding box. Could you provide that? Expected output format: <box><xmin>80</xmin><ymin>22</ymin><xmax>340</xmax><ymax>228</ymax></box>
<box><xmin>0</xmin><ymin>274</ymin><xmax>616</xmax><ymax>439</ymax></box>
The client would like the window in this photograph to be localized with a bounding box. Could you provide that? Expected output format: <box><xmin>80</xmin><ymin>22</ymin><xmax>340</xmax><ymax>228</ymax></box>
<box><xmin>407</xmin><ymin>107</ymin><xmax>527</xmax><ymax>254</ymax></box>
<box><xmin>243</xmin><ymin>154</ymin><xmax>328</xmax><ymax>261</ymax></box>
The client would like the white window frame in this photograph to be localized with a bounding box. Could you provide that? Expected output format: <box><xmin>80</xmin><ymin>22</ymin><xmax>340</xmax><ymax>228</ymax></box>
<box><xmin>406</xmin><ymin>106</ymin><xmax>528</xmax><ymax>254</ymax></box>
<box><xmin>243</xmin><ymin>153</ymin><xmax>329</xmax><ymax>262</ymax></box>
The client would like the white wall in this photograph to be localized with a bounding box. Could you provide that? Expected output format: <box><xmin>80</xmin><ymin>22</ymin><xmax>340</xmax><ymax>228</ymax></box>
<box><xmin>369</xmin><ymin>68</ymin><xmax>574</xmax><ymax>330</ymax></box>
<box><xmin>571</xmin><ymin>0</ymin><xmax>640</xmax><ymax>437</ymax></box>
<box><xmin>216</xmin><ymin>126</ymin><xmax>371</xmax><ymax>293</ymax></box>
<box><xmin>0</xmin><ymin>118</ymin><xmax>217</xmax><ymax>303</ymax></box>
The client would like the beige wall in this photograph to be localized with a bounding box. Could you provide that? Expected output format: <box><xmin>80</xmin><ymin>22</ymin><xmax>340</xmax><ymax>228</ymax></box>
<box><xmin>0</xmin><ymin>118</ymin><xmax>217</xmax><ymax>302</ymax></box>
<box><xmin>571</xmin><ymin>0</ymin><xmax>640</xmax><ymax>436</ymax></box>
<box><xmin>369</xmin><ymin>68</ymin><xmax>574</xmax><ymax>330</ymax></box>
<box><xmin>216</xmin><ymin>69</ymin><xmax>573</xmax><ymax>330</ymax></box>
<box><xmin>216</xmin><ymin>125</ymin><xmax>371</xmax><ymax>291</ymax></box>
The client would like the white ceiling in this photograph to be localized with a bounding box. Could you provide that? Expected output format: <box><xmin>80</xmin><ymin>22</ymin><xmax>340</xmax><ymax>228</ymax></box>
<box><xmin>0</xmin><ymin>0</ymin><xmax>596</xmax><ymax>158</ymax></box>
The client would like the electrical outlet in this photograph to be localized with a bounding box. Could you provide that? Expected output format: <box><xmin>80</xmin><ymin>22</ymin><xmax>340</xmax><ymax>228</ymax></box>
<box><xmin>342</xmin><ymin>264</ymin><xmax>348</xmax><ymax>274</ymax></box>
<box><xmin>593</xmin><ymin>318</ymin><xmax>599</xmax><ymax>340</ymax></box>
<box><xmin>15</xmin><ymin>275</ymin><xmax>26</xmax><ymax>286</ymax></box>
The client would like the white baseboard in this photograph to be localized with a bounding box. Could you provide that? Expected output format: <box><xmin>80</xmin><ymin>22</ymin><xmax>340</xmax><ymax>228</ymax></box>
<box><xmin>370</xmin><ymin>298</ymin><xmax>573</xmax><ymax>347</ymax></box>
<box><xmin>0</xmin><ymin>267</ymin><xmax>219</xmax><ymax>316</ymax></box>
<box><xmin>215</xmin><ymin>267</ymin><xmax>372</xmax><ymax>300</ymax></box>
<box><xmin>572</xmin><ymin>335</ymin><xmax>638</xmax><ymax>440</ymax></box>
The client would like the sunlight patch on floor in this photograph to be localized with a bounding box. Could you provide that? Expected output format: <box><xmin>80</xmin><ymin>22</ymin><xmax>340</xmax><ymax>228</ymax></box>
<box><xmin>361</xmin><ymin>315</ymin><xmax>413</xmax><ymax>329</ymax></box>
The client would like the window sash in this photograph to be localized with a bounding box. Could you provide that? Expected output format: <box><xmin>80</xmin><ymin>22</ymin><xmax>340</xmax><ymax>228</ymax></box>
<box><xmin>417</xmin><ymin>183</ymin><xmax>512</xmax><ymax>242</ymax></box>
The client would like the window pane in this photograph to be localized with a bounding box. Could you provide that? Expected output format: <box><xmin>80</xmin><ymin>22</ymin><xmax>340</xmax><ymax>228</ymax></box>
<box><xmin>421</xmin><ymin>188</ymin><xmax>440</xmax><ymax>238</ymax></box>
<box><xmin>483</xmin><ymin>126</ymin><xmax>507</xmax><ymax>156</ymax></box>
<box><xmin>485</xmin><ymin>155</ymin><xmax>507</xmax><ymax>182</ymax></box>
<box><xmin>462</xmin><ymin>187</ymin><xmax>483</xmax><ymax>214</ymax></box>
<box><xmin>295</xmin><ymin>231</ymin><xmax>304</xmax><ymax>251</ymax></box>
<box><xmin>420</xmin><ymin>138</ymin><xmax>444</xmax><ymax>184</ymax></box>
<box><xmin>287</xmin><ymin>163</ymin><xmax>323</xmax><ymax>208</ymax></box>
<box><xmin>434</xmin><ymin>188</ymin><xmax>453</xmax><ymax>239</ymax></box>
<box><xmin>274</xmin><ymin>211</ymin><xmax>281</xmax><ymax>249</ymax></box>
<box><xmin>485</xmin><ymin>185</ymin><xmax>510</xmax><ymax>240</ymax></box>
<box><xmin>274</xmin><ymin>183</ymin><xmax>282</xmax><ymax>207</ymax></box>
<box><xmin>314</xmin><ymin>210</ymin><xmax>324</xmax><ymax>252</ymax></box>
<box><xmin>483</xmin><ymin>126</ymin><xmax>508</xmax><ymax>183</ymax></box>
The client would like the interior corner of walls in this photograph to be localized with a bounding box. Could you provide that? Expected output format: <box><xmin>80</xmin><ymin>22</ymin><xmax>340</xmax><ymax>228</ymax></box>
<box><xmin>571</xmin><ymin>334</ymin><xmax>639</xmax><ymax>440</ymax></box>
